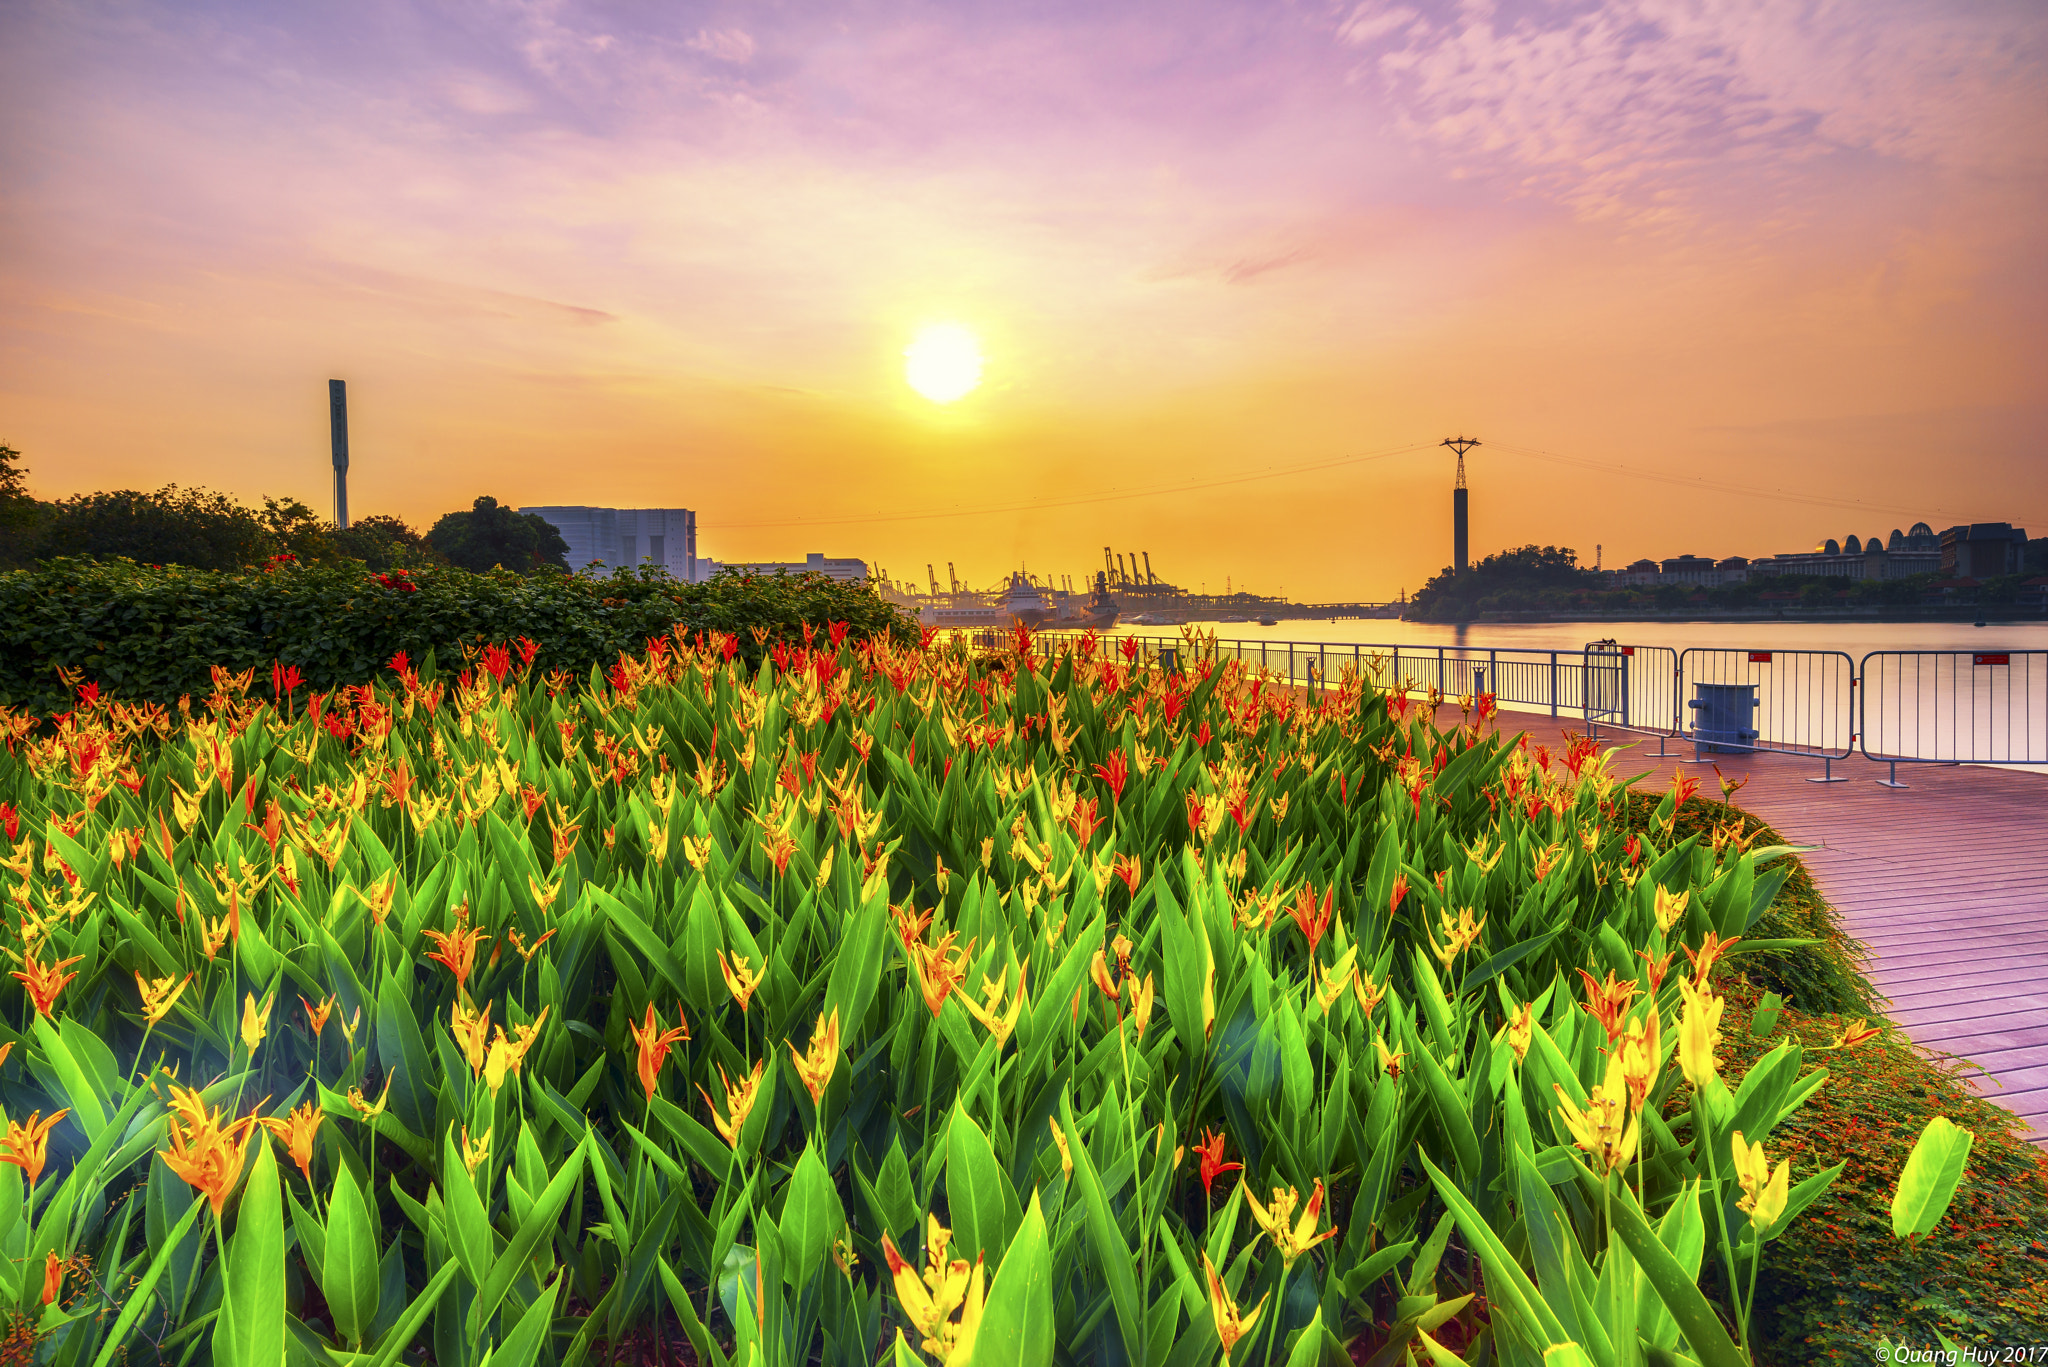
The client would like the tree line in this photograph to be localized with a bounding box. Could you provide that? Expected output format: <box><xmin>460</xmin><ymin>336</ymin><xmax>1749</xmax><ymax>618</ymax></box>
<box><xmin>0</xmin><ymin>443</ymin><xmax>571</xmax><ymax>574</ymax></box>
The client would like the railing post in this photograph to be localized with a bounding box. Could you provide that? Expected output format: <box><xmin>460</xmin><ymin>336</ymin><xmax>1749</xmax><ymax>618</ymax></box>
<box><xmin>1549</xmin><ymin>652</ymin><xmax>1558</xmax><ymax>717</ymax></box>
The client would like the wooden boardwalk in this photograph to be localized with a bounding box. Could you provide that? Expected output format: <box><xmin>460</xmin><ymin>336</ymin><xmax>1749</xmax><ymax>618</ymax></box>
<box><xmin>1492</xmin><ymin>708</ymin><xmax>2048</xmax><ymax>1144</ymax></box>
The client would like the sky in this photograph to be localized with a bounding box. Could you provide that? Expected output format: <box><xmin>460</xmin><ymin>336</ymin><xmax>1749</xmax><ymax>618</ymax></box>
<box><xmin>3</xmin><ymin>0</ymin><xmax>2044</xmax><ymax>600</ymax></box>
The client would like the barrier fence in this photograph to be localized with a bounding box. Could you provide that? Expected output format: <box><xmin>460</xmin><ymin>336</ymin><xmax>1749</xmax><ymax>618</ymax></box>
<box><xmin>991</xmin><ymin>628</ymin><xmax>2048</xmax><ymax>785</ymax></box>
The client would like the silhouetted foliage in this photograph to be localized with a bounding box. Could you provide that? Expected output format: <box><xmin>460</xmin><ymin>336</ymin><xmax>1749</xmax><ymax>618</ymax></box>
<box><xmin>36</xmin><ymin>483</ymin><xmax>273</xmax><ymax>571</ymax></box>
<box><xmin>1407</xmin><ymin>543</ymin><xmax>1593</xmax><ymax>620</ymax></box>
<box><xmin>426</xmin><ymin>495</ymin><xmax>570</xmax><ymax>573</ymax></box>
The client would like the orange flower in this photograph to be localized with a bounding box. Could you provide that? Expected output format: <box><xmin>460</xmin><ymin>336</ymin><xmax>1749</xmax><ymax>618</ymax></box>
<box><xmin>911</xmin><ymin>931</ymin><xmax>973</xmax><ymax>1018</ymax></box>
<box><xmin>301</xmin><ymin>994</ymin><xmax>337</xmax><ymax>1038</ymax></box>
<box><xmin>788</xmin><ymin>1007</ymin><xmax>841</xmax><ymax>1106</ymax></box>
<box><xmin>1682</xmin><ymin>931</ymin><xmax>1741</xmax><ymax>987</ymax></box>
<box><xmin>158</xmin><ymin>1085</ymin><xmax>261</xmax><ymax>1216</ymax></box>
<box><xmin>422</xmin><ymin>912</ymin><xmax>490</xmax><ymax>990</ymax></box>
<box><xmin>1128</xmin><ymin>972</ymin><xmax>1157</xmax><ymax>1040</ymax></box>
<box><xmin>1088</xmin><ymin>948</ymin><xmax>1121</xmax><ymax>1003</ymax></box>
<box><xmin>260</xmin><ymin>1101</ymin><xmax>324</xmax><ymax>1184</ymax></box>
<box><xmin>1285</xmin><ymin>884</ymin><xmax>1334</xmax><ymax>958</ymax></box>
<box><xmin>630</xmin><ymin>1003</ymin><xmax>689</xmax><ymax>1102</ymax></box>
<box><xmin>1244</xmin><ymin>1179</ymin><xmax>1339</xmax><ymax>1270</ymax></box>
<box><xmin>1575</xmin><ymin>967</ymin><xmax>1639</xmax><ymax>1044</ymax></box>
<box><xmin>1</xmin><ymin>1108</ymin><xmax>70</xmax><ymax>1189</ymax></box>
<box><xmin>1827</xmin><ymin>1018</ymin><xmax>1882</xmax><ymax>1051</ymax></box>
<box><xmin>10</xmin><ymin>952</ymin><xmax>84</xmax><ymax>1015</ymax></box>
<box><xmin>700</xmin><ymin>1059</ymin><xmax>767</xmax><ymax>1148</ymax></box>
<box><xmin>758</xmin><ymin>828</ymin><xmax>799</xmax><ymax>877</ymax></box>
<box><xmin>347</xmin><ymin>1073</ymin><xmax>394</xmax><ymax>1121</ymax></box>
<box><xmin>41</xmin><ymin>1248</ymin><xmax>62</xmax><ymax>1305</ymax></box>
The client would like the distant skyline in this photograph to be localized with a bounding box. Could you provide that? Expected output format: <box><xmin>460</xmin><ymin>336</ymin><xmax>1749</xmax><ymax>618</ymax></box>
<box><xmin>3</xmin><ymin>0</ymin><xmax>2044</xmax><ymax>599</ymax></box>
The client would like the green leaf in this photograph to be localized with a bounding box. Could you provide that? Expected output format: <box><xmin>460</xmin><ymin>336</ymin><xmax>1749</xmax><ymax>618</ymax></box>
<box><xmin>970</xmin><ymin>1190</ymin><xmax>1053</xmax><ymax>1367</ymax></box>
<box><xmin>326</xmin><ymin>1163</ymin><xmax>382</xmax><ymax>1349</ymax></box>
<box><xmin>780</xmin><ymin>1141</ymin><xmax>843</xmax><ymax>1288</ymax></box>
<box><xmin>1892</xmin><ymin>1116</ymin><xmax>1974</xmax><ymax>1239</ymax></box>
<box><xmin>214</xmin><ymin>1133</ymin><xmax>286</xmax><ymax>1367</ymax></box>
<box><xmin>31</xmin><ymin>1015</ymin><xmax>108</xmax><ymax>1143</ymax></box>
<box><xmin>88</xmin><ymin>1197</ymin><xmax>205</xmax><ymax>1367</ymax></box>
<box><xmin>1060</xmin><ymin>1090</ymin><xmax>1143</xmax><ymax>1364</ymax></box>
<box><xmin>364</xmin><ymin>1261</ymin><xmax>462</xmax><ymax>1367</ymax></box>
<box><xmin>946</xmin><ymin>1104</ymin><xmax>1021</xmax><ymax>1266</ymax></box>
<box><xmin>468</xmin><ymin>1135</ymin><xmax>588</xmax><ymax>1340</ymax></box>
<box><xmin>1577</xmin><ymin>1156</ymin><xmax>1747</xmax><ymax>1367</ymax></box>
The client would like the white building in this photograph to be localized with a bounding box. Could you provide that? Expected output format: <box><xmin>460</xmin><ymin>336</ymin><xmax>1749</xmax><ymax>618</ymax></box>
<box><xmin>519</xmin><ymin>506</ymin><xmax>700</xmax><ymax>580</ymax></box>
<box><xmin>703</xmin><ymin>552</ymin><xmax>870</xmax><ymax>584</ymax></box>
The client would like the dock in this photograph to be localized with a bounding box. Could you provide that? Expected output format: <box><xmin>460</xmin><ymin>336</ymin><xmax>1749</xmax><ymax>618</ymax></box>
<box><xmin>1492</xmin><ymin>708</ymin><xmax>2048</xmax><ymax>1144</ymax></box>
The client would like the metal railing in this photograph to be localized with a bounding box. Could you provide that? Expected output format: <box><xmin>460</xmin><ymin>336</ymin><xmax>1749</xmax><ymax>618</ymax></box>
<box><xmin>1859</xmin><ymin>650</ymin><xmax>2048</xmax><ymax>786</ymax></box>
<box><xmin>1008</xmin><ymin>626</ymin><xmax>2048</xmax><ymax>786</ymax></box>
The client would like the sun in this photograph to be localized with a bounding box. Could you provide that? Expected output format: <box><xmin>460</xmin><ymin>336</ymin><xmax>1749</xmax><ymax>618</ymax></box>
<box><xmin>904</xmin><ymin>324</ymin><xmax>984</xmax><ymax>404</ymax></box>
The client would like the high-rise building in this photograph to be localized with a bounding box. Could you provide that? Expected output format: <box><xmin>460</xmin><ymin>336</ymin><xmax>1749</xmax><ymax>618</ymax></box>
<box><xmin>519</xmin><ymin>506</ymin><xmax>699</xmax><ymax>579</ymax></box>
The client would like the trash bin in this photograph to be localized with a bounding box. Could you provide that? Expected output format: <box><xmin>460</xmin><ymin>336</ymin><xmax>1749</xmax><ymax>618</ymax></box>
<box><xmin>1157</xmin><ymin>647</ymin><xmax>1180</xmax><ymax>676</ymax></box>
<box><xmin>1688</xmin><ymin>682</ymin><xmax>1759</xmax><ymax>754</ymax></box>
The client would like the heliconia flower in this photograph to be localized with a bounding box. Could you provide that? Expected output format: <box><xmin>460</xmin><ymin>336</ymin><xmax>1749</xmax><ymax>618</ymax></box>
<box><xmin>422</xmin><ymin>913</ymin><xmax>490</xmax><ymax>990</ymax></box>
<box><xmin>1202</xmin><ymin>1251</ymin><xmax>1267</xmax><ymax>1366</ymax></box>
<box><xmin>1195</xmin><ymin>1128</ymin><xmax>1242</xmax><ymax>1199</ymax></box>
<box><xmin>1654</xmin><ymin>885</ymin><xmax>1691</xmax><ymax>934</ymax></box>
<box><xmin>527</xmin><ymin>874</ymin><xmax>562</xmax><ymax>915</ymax></box>
<box><xmin>1683</xmin><ymin>931</ymin><xmax>1741</xmax><ymax>987</ymax></box>
<box><xmin>1067</xmin><ymin>796</ymin><xmax>1104</xmax><ymax>849</ymax></box>
<box><xmin>961</xmin><ymin>963</ymin><xmax>1029</xmax><ymax>1051</ymax></box>
<box><xmin>1089</xmin><ymin>948</ymin><xmax>1121</xmax><ymax>1003</ymax></box>
<box><xmin>241</xmin><ymin>992</ymin><xmax>275</xmax><ymax>1052</ymax></box>
<box><xmin>260</xmin><ymin>1101</ymin><xmax>324</xmax><ymax>1184</ymax></box>
<box><xmin>1389</xmin><ymin>873</ymin><xmax>1409</xmax><ymax>916</ymax></box>
<box><xmin>460</xmin><ymin>1125</ymin><xmax>492</xmax><ymax>1175</ymax></box>
<box><xmin>1676</xmin><ymin>978</ymin><xmax>1724</xmax><ymax>1091</ymax></box>
<box><xmin>41</xmin><ymin>1249</ymin><xmax>62</xmax><ymax>1306</ymax></box>
<box><xmin>1285</xmin><ymin>883</ymin><xmax>1334</xmax><ymax>958</ymax></box>
<box><xmin>882</xmin><ymin>1218</ymin><xmax>985</xmax><ymax>1362</ymax></box>
<box><xmin>348</xmin><ymin>1073</ymin><xmax>394</xmax><ymax>1121</ymax></box>
<box><xmin>1128</xmin><ymin>972</ymin><xmax>1157</xmax><ymax>1040</ymax></box>
<box><xmin>1827</xmin><ymin>1018</ymin><xmax>1882</xmax><ymax>1050</ymax></box>
<box><xmin>1637</xmin><ymin>948</ymin><xmax>1676</xmax><ymax>994</ymax></box>
<box><xmin>1351</xmin><ymin>968</ymin><xmax>1387</xmax><ymax>1021</ymax></box>
<box><xmin>1374</xmin><ymin>1036</ymin><xmax>1405</xmax><ymax>1079</ymax></box>
<box><xmin>1503</xmin><ymin>1001</ymin><xmax>1535</xmax><ymax>1063</ymax></box>
<box><xmin>912</xmin><ymin>932</ymin><xmax>974</xmax><ymax>1018</ymax></box>
<box><xmin>1731</xmin><ymin>1130</ymin><xmax>1791</xmax><ymax>1234</ymax></box>
<box><xmin>1092</xmin><ymin>751</ymin><xmax>1130</xmax><ymax>804</ymax></box>
<box><xmin>1575</xmin><ymin>967</ymin><xmax>1639</xmax><ymax>1044</ymax></box>
<box><xmin>157</xmin><ymin>1085</ymin><xmax>261</xmax><ymax>1216</ymax></box>
<box><xmin>450</xmin><ymin>999</ymin><xmax>493</xmax><ymax>1076</ymax></box>
<box><xmin>759</xmin><ymin>827</ymin><xmax>799</xmax><ymax>877</ymax></box>
<box><xmin>10</xmin><ymin>952</ymin><xmax>84</xmax><ymax>1015</ymax></box>
<box><xmin>719</xmin><ymin>949</ymin><xmax>763</xmax><ymax>1015</ymax></box>
<box><xmin>700</xmin><ymin>1059</ymin><xmax>766</xmax><ymax>1148</ymax></box>
<box><xmin>0</xmin><ymin>802</ymin><xmax>17</xmax><ymax>841</ymax></box>
<box><xmin>1427</xmin><ymin>906</ymin><xmax>1486</xmax><ymax>971</ymax></box>
<box><xmin>137</xmin><ymin>971</ymin><xmax>194</xmax><ymax>1027</ymax></box>
<box><xmin>1554</xmin><ymin>1053</ymin><xmax>1639</xmax><ymax>1176</ymax></box>
<box><xmin>301</xmin><ymin>993</ymin><xmax>336</xmax><ymax>1038</ymax></box>
<box><xmin>1243</xmin><ymin>1179</ymin><xmax>1339</xmax><ymax>1270</ymax></box>
<box><xmin>1615</xmin><ymin>1010</ymin><xmax>1661</xmax><ymax>1113</ymax></box>
<box><xmin>630</xmin><ymin>1003</ymin><xmax>689</xmax><ymax>1102</ymax></box>
<box><xmin>1048</xmin><ymin>1117</ymin><xmax>1074</xmax><ymax>1180</ymax></box>
<box><xmin>788</xmin><ymin>1007</ymin><xmax>841</xmax><ymax>1106</ymax></box>
<box><xmin>1</xmin><ymin>1109</ymin><xmax>70</xmax><ymax>1189</ymax></box>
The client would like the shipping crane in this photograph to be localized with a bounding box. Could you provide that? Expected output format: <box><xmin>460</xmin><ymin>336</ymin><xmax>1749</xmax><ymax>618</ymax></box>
<box><xmin>927</xmin><ymin>564</ymin><xmax>940</xmax><ymax>597</ymax></box>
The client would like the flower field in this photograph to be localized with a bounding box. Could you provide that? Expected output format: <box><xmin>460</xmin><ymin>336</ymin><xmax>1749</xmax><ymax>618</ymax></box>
<box><xmin>0</xmin><ymin>626</ymin><xmax>1970</xmax><ymax>1365</ymax></box>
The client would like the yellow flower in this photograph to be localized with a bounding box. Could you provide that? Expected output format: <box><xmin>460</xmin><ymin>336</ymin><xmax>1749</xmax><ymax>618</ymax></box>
<box><xmin>460</xmin><ymin>1125</ymin><xmax>492</xmax><ymax>1175</ymax></box>
<box><xmin>1128</xmin><ymin>972</ymin><xmax>1157</xmax><ymax>1040</ymax></box>
<box><xmin>137</xmin><ymin>971</ymin><xmax>194</xmax><ymax>1027</ymax></box>
<box><xmin>1615</xmin><ymin>1009</ymin><xmax>1661</xmax><ymax>1113</ymax></box>
<box><xmin>699</xmin><ymin>1060</ymin><xmax>766</xmax><ymax>1149</ymax></box>
<box><xmin>1503</xmin><ymin>1001</ymin><xmax>1535</xmax><ymax>1063</ymax></box>
<box><xmin>881</xmin><ymin>1216</ymin><xmax>986</xmax><ymax>1362</ymax></box>
<box><xmin>1731</xmin><ymin>1130</ymin><xmax>1791</xmax><ymax>1235</ymax></box>
<box><xmin>960</xmin><ymin>962</ymin><xmax>1029</xmax><ymax>1051</ymax></box>
<box><xmin>718</xmin><ymin>950</ymin><xmax>763</xmax><ymax>1015</ymax></box>
<box><xmin>157</xmin><ymin>1086</ymin><xmax>260</xmax><ymax>1216</ymax></box>
<box><xmin>1374</xmin><ymin>1035</ymin><xmax>1405</xmax><ymax>1079</ymax></box>
<box><xmin>1243</xmin><ymin>1180</ymin><xmax>1339</xmax><ymax>1269</ymax></box>
<box><xmin>1203</xmin><ymin>1251</ymin><xmax>1268</xmax><ymax>1366</ymax></box>
<box><xmin>1048</xmin><ymin>1117</ymin><xmax>1073</xmax><ymax>1180</ymax></box>
<box><xmin>1314</xmin><ymin>945</ymin><xmax>1359</xmax><ymax>1013</ymax></box>
<box><xmin>1351</xmin><ymin>968</ymin><xmax>1387</xmax><ymax>1021</ymax></box>
<box><xmin>259</xmin><ymin>1101</ymin><xmax>323</xmax><ymax>1184</ymax></box>
<box><xmin>1553</xmin><ymin>1054</ymin><xmax>1639</xmax><ymax>1176</ymax></box>
<box><xmin>1</xmin><ymin>1109</ymin><xmax>70</xmax><ymax>1190</ymax></box>
<box><xmin>1426</xmin><ymin>906</ymin><xmax>1486</xmax><ymax>971</ymax></box>
<box><xmin>450</xmin><ymin>999</ymin><xmax>493</xmax><ymax>1076</ymax></box>
<box><xmin>241</xmin><ymin>992</ymin><xmax>275</xmax><ymax>1052</ymax></box>
<box><xmin>1676</xmin><ymin>977</ymin><xmax>1724</xmax><ymax>1091</ymax></box>
<box><xmin>788</xmin><ymin>1008</ymin><xmax>841</xmax><ymax>1107</ymax></box>
<box><xmin>347</xmin><ymin>1073</ymin><xmax>394</xmax><ymax>1121</ymax></box>
<box><xmin>1654</xmin><ymin>885</ymin><xmax>1690</xmax><ymax>934</ymax></box>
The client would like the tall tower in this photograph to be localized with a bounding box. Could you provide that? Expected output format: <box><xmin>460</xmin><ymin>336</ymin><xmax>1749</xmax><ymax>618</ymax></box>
<box><xmin>328</xmin><ymin>380</ymin><xmax>351</xmax><ymax>529</ymax></box>
<box><xmin>1441</xmin><ymin>436</ymin><xmax>1479</xmax><ymax>573</ymax></box>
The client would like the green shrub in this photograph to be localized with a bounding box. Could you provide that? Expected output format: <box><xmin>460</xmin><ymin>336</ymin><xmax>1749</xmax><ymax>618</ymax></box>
<box><xmin>0</xmin><ymin>557</ymin><xmax>914</xmax><ymax>713</ymax></box>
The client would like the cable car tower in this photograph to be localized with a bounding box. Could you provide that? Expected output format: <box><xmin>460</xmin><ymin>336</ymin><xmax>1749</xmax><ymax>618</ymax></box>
<box><xmin>1440</xmin><ymin>436</ymin><xmax>1478</xmax><ymax>574</ymax></box>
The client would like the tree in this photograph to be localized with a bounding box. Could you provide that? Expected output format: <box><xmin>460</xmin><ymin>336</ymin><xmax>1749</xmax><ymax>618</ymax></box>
<box><xmin>0</xmin><ymin>445</ymin><xmax>36</xmax><ymax>568</ymax></box>
<box><xmin>34</xmin><ymin>484</ymin><xmax>272</xmax><ymax>571</ymax></box>
<box><xmin>1406</xmin><ymin>544</ymin><xmax>1595</xmax><ymax>620</ymax></box>
<box><xmin>331</xmin><ymin>514</ymin><xmax>446</xmax><ymax>572</ymax></box>
<box><xmin>426</xmin><ymin>496</ymin><xmax>569</xmax><ymax>573</ymax></box>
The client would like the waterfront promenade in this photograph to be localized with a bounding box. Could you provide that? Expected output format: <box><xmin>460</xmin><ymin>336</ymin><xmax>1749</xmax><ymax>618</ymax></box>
<box><xmin>1492</xmin><ymin>708</ymin><xmax>2048</xmax><ymax>1144</ymax></box>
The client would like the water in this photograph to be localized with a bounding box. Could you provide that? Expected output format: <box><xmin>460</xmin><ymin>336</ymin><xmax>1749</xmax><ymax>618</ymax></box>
<box><xmin>1074</xmin><ymin>618</ymin><xmax>2048</xmax><ymax>769</ymax></box>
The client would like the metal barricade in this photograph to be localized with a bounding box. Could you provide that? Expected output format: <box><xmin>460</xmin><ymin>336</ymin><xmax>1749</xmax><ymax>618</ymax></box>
<box><xmin>1676</xmin><ymin>648</ymin><xmax>1856</xmax><ymax>779</ymax></box>
<box><xmin>1858</xmin><ymin>650</ymin><xmax>2048</xmax><ymax>786</ymax></box>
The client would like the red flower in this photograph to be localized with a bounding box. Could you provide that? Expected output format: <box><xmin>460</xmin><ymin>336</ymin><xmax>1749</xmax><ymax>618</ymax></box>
<box><xmin>1196</xmin><ymin>1128</ymin><xmax>1242</xmax><ymax>1199</ymax></box>
<box><xmin>1389</xmin><ymin>873</ymin><xmax>1409</xmax><ymax>917</ymax></box>
<box><xmin>1092</xmin><ymin>751</ymin><xmax>1130</xmax><ymax>804</ymax></box>
<box><xmin>828</xmin><ymin>620</ymin><xmax>850</xmax><ymax>648</ymax></box>
<box><xmin>1119</xmin><ymin>636</ymin><xmax>1140</xmax><ymax>662</ymax></box>
<box><xmin>515</xmin><ymin>636</ymin><xmax>541</xmax><ymax>667</ymax></box>
<box><xmin>388</xmin><ymin>650</ymin><xmax>412</xmax><ymax>675</ymax></box>
<box><xmin>1194</xmin><ymin>721</ymin><xmax>1212</xmax><ymax>748</ymax></box>
<box><xmin>0</xmin><ymin>803</ymin><xmax>16</xmax><ymax>841</ymax></box>
<box><xmin>480</xmin><ymin>643</ymin><xmax>513</xmax><ymax>684</ymax></box>
<box><xmin>270</xmin><ymin>662</ymin><xmax>303</xmax><ymax>706</ymax></box>
<box><xmin>76</xmin><ymin>681</ymin><xmax>101</xmax><ymax>707</ymax></box>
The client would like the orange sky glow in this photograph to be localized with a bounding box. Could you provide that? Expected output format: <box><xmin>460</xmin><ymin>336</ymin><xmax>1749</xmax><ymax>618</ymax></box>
<box><xmin>3</xmin><ymin>1</ymin><xmax>2044</xmax><ymax>599</ymax></box>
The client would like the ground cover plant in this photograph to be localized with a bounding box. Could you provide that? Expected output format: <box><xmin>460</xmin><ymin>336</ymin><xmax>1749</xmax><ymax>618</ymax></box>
<box><xmin>0</xmin><ymin>626</ymin><xmax>1977</xmax><ymax>1365</ymax></box>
